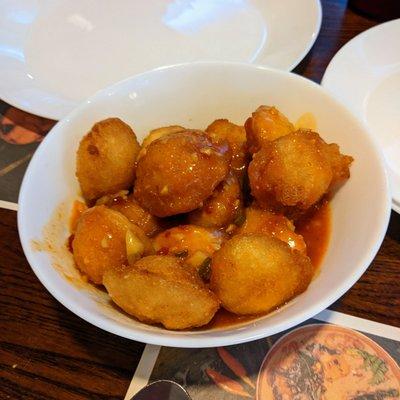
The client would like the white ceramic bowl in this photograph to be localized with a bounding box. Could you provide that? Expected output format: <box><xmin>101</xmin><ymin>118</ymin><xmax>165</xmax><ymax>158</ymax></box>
<box><xmin>18</xmin><ymin>62</ymin><xmax>390</xmax><ymax>348</ymax></box>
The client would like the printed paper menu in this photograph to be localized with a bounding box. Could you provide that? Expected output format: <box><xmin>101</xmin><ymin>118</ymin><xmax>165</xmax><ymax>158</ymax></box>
<box><xmin>126</xmin><ymin>310</ymin><xmax>400</xmax><ymax>400</ymax></box>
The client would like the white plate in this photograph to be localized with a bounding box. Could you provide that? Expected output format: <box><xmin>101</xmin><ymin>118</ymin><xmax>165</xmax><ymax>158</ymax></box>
<box><xmin>0</xmin><ymin>0</ymin><xmax>321</xmax><ymax>120</ymax></box>
<box><xmin>18</xmin><ymin>62</ymin><xmax>390</xmax><ymax>347</ymax></box>
<box><xmin>322</xmin><ymin>19</ymin><xmax>400</xmax><ymax>214</ymax></box>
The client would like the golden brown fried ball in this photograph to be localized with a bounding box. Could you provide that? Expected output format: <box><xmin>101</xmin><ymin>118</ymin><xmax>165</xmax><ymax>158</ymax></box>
<box><xmin>76</xmin><ymin>118</ymin><xmax>140</xmax><ymax>202</ymax></box>
<box><xmin>210</xmin><ymin>234</ymin><xmax>313</xmax><ymax>315</ymax></box>
<box><xmin>245</xmin><ymin>106</ymin><xmax>294</xmax><ymax>153</ymax></box>
<box><xmin>103</xmin><ymin>255</ymin><xmax>220</xmax><ymax>329</ymax></box>
<box><xmin>325</xmin><ymin>142</ymin><xmax>354</xmax><ymax>185</ymax></box>
<box><xmin>236</xmin><ymin>207</ymin><xmax>306</xmax><ymax>254</ymax></box>
<box><xmin>138</xmin><ymin>125</ymin><xmax>185</xmax><ymax>159</ymax></box>
<box><xmin>153</xmin><ymin>225</ymin><xmax>223</xmax><ymax>272</ymax></box>
<box><xmin>134</xmin><ymin>130</ymin><xmax>230</xmax><ymax>217</ymax></box>
<box><xmin>206</xmin><ymin>119</ymin><xmax>247</xmax><ymax>180</ymax></box>
<box><xmin>97</xmin><ymin>191</ymin><xmax>163</xmax><ymax>237</ymax></box>
<box><xmin>188</xmin><ymin>172</ymin><xmax>242</xmax><ymax>229</ymax></box>
<box><xmin>72</xmin><ymin>206</ymin><xmax>153</xmax><ymax>284</ymax></box>
<box><xmin>248</xmin><ymin>130</ymin><xmax>353</xmax><ymax>211</ymax></box>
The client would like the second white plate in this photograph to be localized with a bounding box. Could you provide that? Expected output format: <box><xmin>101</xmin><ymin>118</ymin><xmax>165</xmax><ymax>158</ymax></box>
<box><xmin>0</xmin><ymin>0</ymin><xmax>321</xmax><ymax>120</ymax></box>
<box><xmin>322</xmin><ymin>19</ymin><xmax>400</xmax><ymax>214</ymax></box>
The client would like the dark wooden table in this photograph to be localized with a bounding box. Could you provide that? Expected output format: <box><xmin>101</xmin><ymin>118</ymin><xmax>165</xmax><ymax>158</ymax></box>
<box><xmin>0</xmin><ymin>1</ymin><xmax>399</xmax><ymax>398</ymax></box>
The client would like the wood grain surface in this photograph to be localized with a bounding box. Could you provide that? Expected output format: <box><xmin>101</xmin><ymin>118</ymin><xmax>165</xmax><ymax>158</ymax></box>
<box><xmin>0</xmin><ymin>1</ymin><xmax>399</xmax><ymax>399</ymax></box>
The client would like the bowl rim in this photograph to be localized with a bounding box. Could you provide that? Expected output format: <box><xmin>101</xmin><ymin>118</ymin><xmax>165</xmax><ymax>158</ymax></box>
<box><xmin>18</xmin><ymin>61</ymin><xmax>391</xmax><ymax>347</ymax></box>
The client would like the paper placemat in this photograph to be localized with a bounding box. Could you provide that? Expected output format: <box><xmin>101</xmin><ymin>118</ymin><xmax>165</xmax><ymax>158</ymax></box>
<box><xmin>0</xmin><ymin>101</ymin><xmax>55</xmax><ymax>209</ymax></box>
<box><xmin>126</xmin><ymin>310</ymin><xmax>400</xmax><ymax>400</ymax></box>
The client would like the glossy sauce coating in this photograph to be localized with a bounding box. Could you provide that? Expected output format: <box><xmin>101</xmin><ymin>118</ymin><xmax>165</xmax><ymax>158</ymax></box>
<box><xmin>296</xmin><ymin>201</ymin><xmax>331</xmax><ymax>272</ymax></box>
<box><xmin>207</xmin><ymin>202</ymin><xmax>331</xmax><ymax>328</ymax></box>
<box><xmin>134</xmin><ymin>130</ymin><xmax>230</xmax><ymax>217</ymax></box>
<box><xmin>69</xmin><ymin>199</ymin><xmax>331</xmax><ymax>328</ymax></box>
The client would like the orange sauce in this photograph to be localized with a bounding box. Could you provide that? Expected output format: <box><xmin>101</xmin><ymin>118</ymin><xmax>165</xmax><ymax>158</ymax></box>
<box><xmin>207</xmin><ymin>309</ymin><xmax>259</xmax><ymax>329</ymax></box>
<box><xmin>32</xmin><ymin>201</ymin><xmax>93</xmax><ymax>291</ymax></box>
<box><xmin>69</xmin><ymin>200</ymin><xmax>87</xmax><ymax>232</ymax></box>
<box><xmin>296</xmin><ymin>201</ymin><xmax>331</xmax><ymax>273</ymax></box>
<box><xmin>207</xmin><ymin>201</ymin><xmax>331</xmax><ymax>329</ymax></box>
<box><xmin>65</xmin><ymin>198</ymin><xmax>331</xmax><ymax>330</ymax></box>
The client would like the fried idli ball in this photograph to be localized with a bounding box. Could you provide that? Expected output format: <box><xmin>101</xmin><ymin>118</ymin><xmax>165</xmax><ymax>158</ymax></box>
<box><xmin>97</xmin><ymin>190</ymin><xmax>163</xmax><ymax>237</ymax></box>
<box><xmin>153</xmin><ymin>225</ymin><xmax>223</xmax><ymax>274</ymax></box>
<box><xmin>206</xmin><ymin>119</ymin><xmax>247</xmax><ymax>180</ymax></box>
<box><xmin>325</xmin><ymin>142</ymin><xmax>354</xmax><ymax>185</ymax></box>
<box><xmin>72</xmin><ymin>205</ymin><xmax>153</xmax><ymax>284</ymax></box>
<box><xmin>134</xmin><ymin>130</ymin><xmax>230</xmax><ymax>217</ymax></box>
<box><xmin>188</xmin><ymin>172</ymin><xmax>242</xmax><ymax>229</ymax></box>
<box><xmin>210</xmin><ymin>234</ymin><xmax>313</xmax><ymax>315</ymax></box>
<box><xmin>76</xmin><ymin>118</ymin><xmax>141</xmax><ymax>202</ymax></box>
<box><xmin>245</xmin><ymin>106</ymin><xmax>294</xmax><ymax>154</ymax></box>
<box><xmin>138</xmin><ymin>125</ymin><xmax>185</xmax><ymax>159</ymax></box>
<box><xmin>103</xmin><ymin>255</ymin><xmax>220</xmax><ymax>329</ymax></box>
<box><xmin>236</xmin><ymin>207</ymin><xmax>306</xmax><ymax>254</ymax></box>
<box><xmin>248</xmin><ymin>130</ymin><xmax>353</xmax><ymax>211</ymax></box>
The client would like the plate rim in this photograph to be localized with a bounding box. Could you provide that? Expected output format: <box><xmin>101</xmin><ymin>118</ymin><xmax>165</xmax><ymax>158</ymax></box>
<box><xmin>0</xmin><ymin>0</ymin><xmax>322</xmax><ymax>120</ymax></box>
<box><xmin>321</xmin><ymin>18</ymin><xmax>400</xmax><ymax>214</ymax></box>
